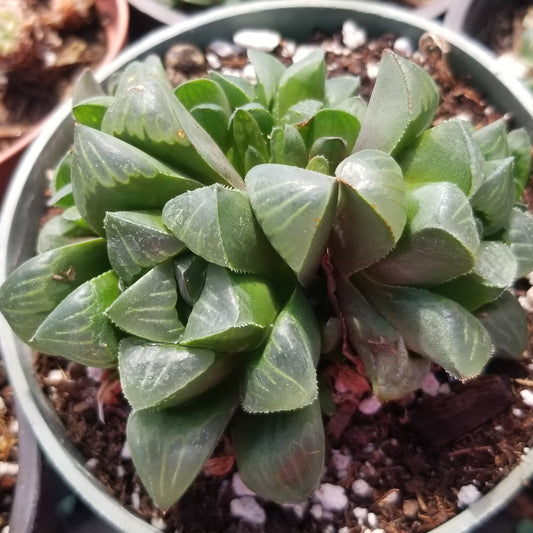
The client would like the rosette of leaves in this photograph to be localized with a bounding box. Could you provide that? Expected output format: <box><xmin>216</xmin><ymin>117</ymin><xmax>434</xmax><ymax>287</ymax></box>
<box><xmin>1</xmin><ymin>45</ymin><xmax>532</xmax><ymax>509</ymax></box>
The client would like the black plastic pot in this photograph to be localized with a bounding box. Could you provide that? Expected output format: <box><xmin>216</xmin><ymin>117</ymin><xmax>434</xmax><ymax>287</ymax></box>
<box><xmin>1</xmin><ymin>2</ymin><xmax>533</xmax><ymax>532</ymax></box>
<box><xmin>444</xmin><ymin>0</ymin><xmax>525</xmax><ymax>46</ymax></box>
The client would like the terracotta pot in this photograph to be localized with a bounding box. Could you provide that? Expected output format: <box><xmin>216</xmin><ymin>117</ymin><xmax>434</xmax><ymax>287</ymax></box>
<box><xmin>1</xmin><ymin>2</ymin><xmax>533</xmax><ymax>532</ymax></box>
<box><xmin>0</xmin><ymin>0</ymin><xmax>130</xmax><ymax>202</ymax></box>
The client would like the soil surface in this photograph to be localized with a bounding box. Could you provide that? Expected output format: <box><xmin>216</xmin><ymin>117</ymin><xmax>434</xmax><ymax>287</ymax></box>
<box><xmin>0</xmin><ymin>0</ymin><xmax>107</xmax><ymax>154</ymax></box>
<box><xmin>0</xmin><ymin>361</ymin><xmax>19</xmax><ymax>529</ymax></box>
<box><xmin>34</xmin><ymin>26</ymin><xmax>533</xmax><ymax>533</ymax></box>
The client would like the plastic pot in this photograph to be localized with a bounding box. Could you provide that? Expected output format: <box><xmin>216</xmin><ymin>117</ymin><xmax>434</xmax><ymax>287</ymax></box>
<box><xmin>1</xmin><ymin>2</ymin><xmax>533</xmax><ymax>532</ymax></box>
<box><xmin>127</xmin><ymin>0</ymin><xmax>453</xmax><ymax>26</ymax></box>
<box><xmin>0</xmin><ymin>0</ymin><xmax>130</xmax><ymax>202</ymax></box>
<box><xmin>444</xmin><ymin>0</ymin><xmax>522</xmax><ymax>45</ymax></box>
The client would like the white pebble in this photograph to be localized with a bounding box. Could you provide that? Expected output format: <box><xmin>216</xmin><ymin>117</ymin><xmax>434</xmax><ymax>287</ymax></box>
<box><xmin>121</xmin><ymin>441</ymin><xmax>131</xmax><ymax>460</ymax></box>
<box><xmin>46</xmin><ymin>369</ymin><xmax>65</xmax><ymax>385</ymax></box>
<box><xmin>205</xmin><ymin>51</ymin><xmax>221</xmax><ymax>69</ymax></box>
<box><xmin>366</xmin><ymin>62</ymin><xmax>379</xmax><ymax>80</ymax></box>
<box><xmin>339</xmin><ymin>528</ymin><xmax>351</xmax><ymax>533</ymax></box>
<box><xmin>457</xmin><ymin>484</ymin><xmax>482</xmax><ymax>509</ymax></box>
<box><xmin>282</xmin><ymin>501</ymin><xmax>308</xmax><ymax>520</ymax></box>
<box><xmin>393</xmin><ymin>36</ymin><xmax>414</xmax><ymax>56</ymax></box>
<box><xmin>359</xmin><ymin>395</ymin><xmax>381</xmax><ymax>415</ymax></box>
<box><xmin>513</xmin><ymin>407</ymin><xmax>525</xmax><ymax>418</ymax></box>
<box><xmin>421</xmin><ymin>373</ymin><xmax>440</xmax><ymax>396</ymax></box>
<box><xmin>322</xmin><ymin>526</ymin><xmax>335</xmax><ymax>533</ymax></box>
<box><xmin>521</xmin><ymin>389</ymin><xmax>533</xmax><ymax>407</ymax></box>
<box><xmin>353</xmin><ymin>506</ymin><xmax>368</xmax><ymax>524</ymax></box>
<box><xmin>292</xmin><ymin>45</ymin><xmax>321</xmax><ymax>63</ymax></box>
<box><xmin>232</xmin><ymin>472</ymin><xmax>256</xmax><ymax>497</ymax></box>
<box><xmin>230</xmin><ymin>496</ymin><xmax>266</xmax><ymax>525</ymax></box>
<box><xmin>85</xmin><ymin>458</ymin><xmax>98</xmax><ymax>470</ymax></box>
<box><xmin>117</xmin><ymin>465</ymin><xmax>125</xmax><ymax>478</ymax></box>
<box><xmin>86</xmin><ymin>367</ymin><xmax>103</xmax><ymax>381</ymax></box>
<box><xmin>313</xmin><ymin>483</ymin><xmax>348</xmax><ymax>512</ymax></box>
<box><xmin>150</xmin><ymin>517</ymin><xmax>167</xmax><ymax>530</ymax></box>
<box><xmin>0</xmin><ymin>462</ymin><xmax>18</xmax><ymax>477</ymax></box>
<box><xmin>367</xmin><ymin>511</ymin><xmax>379</xmax><ymax>528</ymax></box>
<box><xmin>234</xmin><ymin>29</ymin><xmax>281</xmax><ymax>52</ymax></box>
<box><xmin>242</xmin><ymin>64</ymin><xmax>257</xmax><ymax>83</ymax></box>
<box><xmin>131</xmin><ymin>490</ymin><xmax>141</xmax><ymax>510</ymax></box>
<box><xmin>352</xmin><ymin>479</ymin><xmax>373</xmax><ymax>498</ymax></box>
<box><xmin>439</xmin><ymin>383</ymin><xmax>451</xmax><ymax>394</ymax></box>
<box><xmin>209</xmin><ymin>40</ymin><xmax>240</xmax><ymax>58</ymax></box>
<box><xmin>310</xmin><ymin>503</ymin><xmax>323</xmax><ymax>520</ymax></box>
<box><xmin>342</xmin><ymin>20</ymin><xmax>367</xmax><ymax>50</ymax></box>
<box><xmin>332</xmin><ymin>449</ymin><xmax>352</xmax><ymax>478</ymax></box>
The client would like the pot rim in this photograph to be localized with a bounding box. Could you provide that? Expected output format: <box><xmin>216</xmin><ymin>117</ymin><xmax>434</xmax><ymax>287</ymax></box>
<box><xmin>1</xmin><ymin>2</ymin><xmax>533</xmax><ymax>532</ymax></box>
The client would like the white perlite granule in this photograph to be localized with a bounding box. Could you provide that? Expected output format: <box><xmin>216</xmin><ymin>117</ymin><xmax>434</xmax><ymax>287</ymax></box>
<box><xmin>342</xmin><ymin>20</ymin><xmax>367</xmax><ymax>50</ymax></box>
<box><xmin>352</xmin><ymin>478</ymin><xmax>373</xmax><ymax>498</ymax></box>
<box><xmin>231</xmin><ymin>472</ymin><xmax>255</xmax><ymax>497</ymax></box>
<box><xmin>520</xmin><ymin>389</ymin><xmax>533</xmax><ymax>407</ymax></box>
<box><xmin>313</xmin><ymin>483</ymin><xmax>349</xmax><ymax>512</ymax></box>
<box><xmin>230</xmin><ymin>496</ymin><xmax>266</xmax><ymax>525</ymax></box>
<box><xmin>457</xmin><ymin>484</ymin><xmax>482</xmax><ymax>509</ymax></box>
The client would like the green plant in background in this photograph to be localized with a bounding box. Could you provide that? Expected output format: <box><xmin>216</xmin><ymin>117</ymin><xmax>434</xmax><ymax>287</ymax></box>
<box><xmin>1</xmin><ymin>45</ymin><xmax>533</xmax><ymax>508</ymax></box>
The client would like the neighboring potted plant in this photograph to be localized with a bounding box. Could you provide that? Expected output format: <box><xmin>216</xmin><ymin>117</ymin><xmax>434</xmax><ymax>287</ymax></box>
<box><xmin>1</xmin><ymin>2</ymin><xmax>533</xmax><ymax>532</ymax></box>
<box><xmin>444</xmin><ymin>0</ymin><xmax>533</xmax><ymax>87</ymax></box>
<box><xmin>0</xmin><ymin>0</ymin><xmax>130</xmax><ymax>199</ymax></box>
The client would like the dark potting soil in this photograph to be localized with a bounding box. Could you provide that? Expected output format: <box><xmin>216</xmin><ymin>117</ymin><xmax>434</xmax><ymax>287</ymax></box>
<box><xmin>34</xmin><ymin>28</ymin><xmax>533</xmax><ymax>533</ymax></box>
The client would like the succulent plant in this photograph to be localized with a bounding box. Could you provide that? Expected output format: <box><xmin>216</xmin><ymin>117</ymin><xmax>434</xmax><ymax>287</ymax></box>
<box><xmin>1</xmin><ymin>44</ymin><xmax>532</xmax><ymax>509</ymax></box>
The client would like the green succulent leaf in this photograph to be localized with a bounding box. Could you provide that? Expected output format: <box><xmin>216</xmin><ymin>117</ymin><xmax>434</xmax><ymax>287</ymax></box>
<box><xmin>248</xmin><ymin>49</ymin><xmax>286</xmax><ymax>107</ymax></box>
<box><xmin>308</xmin><ymin>137</ymin><xmax>347</xmax><ymax>173</ymax></box>
<box><xmin>72</xmin><ymin>96</ymin><xmax>114</xmax><ymax>130</ymax></box>
<box><xmin>504</xmin><ymin>207</ymin><xmax>533</xmax><ymax>278</ymax></box>
<box><xmin>306</xmin><ymin>155</ymin><xmax>330</xmax><ymax>174</ymax></box>
<box><xmin>358</xmin><ymin>275</ymin><xmax>493</xmax><ymax>378</ymax></box>
<box><xmin>0</xmin><ymin>238</ymin><xmax>109</xmax><ymax>343</ymax></box>
<box><xmin>507</xmin><ymin>128</ymin><xmax>532</xmax><ymax>199</ymax></box>
<box><xmin>366</xmin><ymin>182</ymin><xmax>480</xmax><ymax>286</ymax></box>
<box><xmin>162</xmin><ymin>183</ymin><xmax>280</xmax><ymax>276</ymax></box>
<box><xmin>333</xmin><ymin>95</ymin><xmax>367</xmax><ymax>120</ymax></box>
<box><xmin>473</xmin><ymin>118</ymin><xmax>510</xmax><ymax>160</ymax></box>
<box><xmin>49</xmin><ymin>151</ymin><xmax>74</xmax><ymax>209</ymax></box>
<box><xmin>432</xmin><ymin>241</ymin><xmax>517</xmax><ymax>311</ymax></box>
<box><xmin>112</xmin><ymin>55</ymin><xmax>170</xmax><ymax>95</ymax></box>
<box><xmin>180</xmin><ymin>265</ymin><xmax>277</xmax><ymax>352</ymax></box>
<box><xmin>233</xmin><ymin>400</ymin><xmax>324</xmax><ymax>504</ymax></box>
<box><xmin>399</xmin><ymin>119</ymin><xmax>485</xmax><ymax>196</ymax></box>
<box><xmin>173</xmin><ymin>253</ymin><xmax>207</xmax><ymax>307</ymax></box>
<box><xmin>337</xmin><ymin>276</ymin><xmax>430</xmax><ymax>400</ymax></box>
<box><xmin>246</xmin><ymin>163</ymin><xmax>338</xmax><ymax>285</ymax></box>
<box><xmin>231</xmin><ymin>108</ymin><xmax>269</xmax><ymax>174</ymax></box>
<box><xmin>283</xmin><ymin>99</ymin><xmax>323</xmax><ymax>125</ymax></box>
<box><xmin>299</xmin><ymin>108</ymin><xmax>361</xmax><ymax>153</ymax></box>
<box><xmin>71</xmin><ymin>125</ymin><xmax>201</xmax><ymax>235</ymax></box>
<box><xmin>31</xmin><ymin>271</ymin><xmax>120</xmax><ymax>367</ymax></box>
<box><xmin>476</xmin><ymin>290</ymin><xmax>528</xmax><ymax>359</ymax></box>
<box><xmin>241</xmin><ymin>287</ymin><xmax>319</xmax><ymax>413</ymax></box>
<box><xmin>275</xmin><ymin>50</ymin><xmax>326</xmax><ymax>120</ymax></box>
<box><xmin>329</xmin><ymin>149</ymin><xmax>407</xmax><ymax>276</ymax></box>
<box><xmin>354</xmin><ymin>50</ymin><xmax>439</xmax><ymax>156</ymax></box>
<box><xmin>102</xmin><ymin>75</ymin><xmax>244</xmax><ymax>189</ymax></box>
<box><xmin>104</xmin><ymin>211</ymin><xmax>186</xmax><ymax>284</ymax></box>
<box><xmin>209</xmin><ymin>70</ymin><xmax>255</xmax><ymax>108</ymax></box>
<box><xmin>37</xmin><ymin>214</ymin><xmax>95</xmax><ymax>253</ymax></box>
<box><xmin>471</xmin><ymin>157</ymin><xmax>515</xmax><ymax>235</ymax></box>
<box><xmin>106</xmin><ymin>261</ymin><xmax>183</xmax><ymax>343</ymax></box>
<box><xmin>325</xmin><ymin>75</ymin><xmax>360</xmax><ymax>107</ymax></box>
<box><xmin>119</xmin><ymin>337</ymin><xmax>236</xmax><ymax>411</ymax></box>
<box><xmin>127</xmin><ymin>383</ymin><xmax>238</xmax><ymax>509</ymax></box>
<box><xmin>270</xmin><ymin>125</ymin><xmax>308</xmax><ymax>168</ymax></box>
<box><xmin>175</xmin><ymin>78</ymin><xmax>232</xmax><ymax>116</ymax></box>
